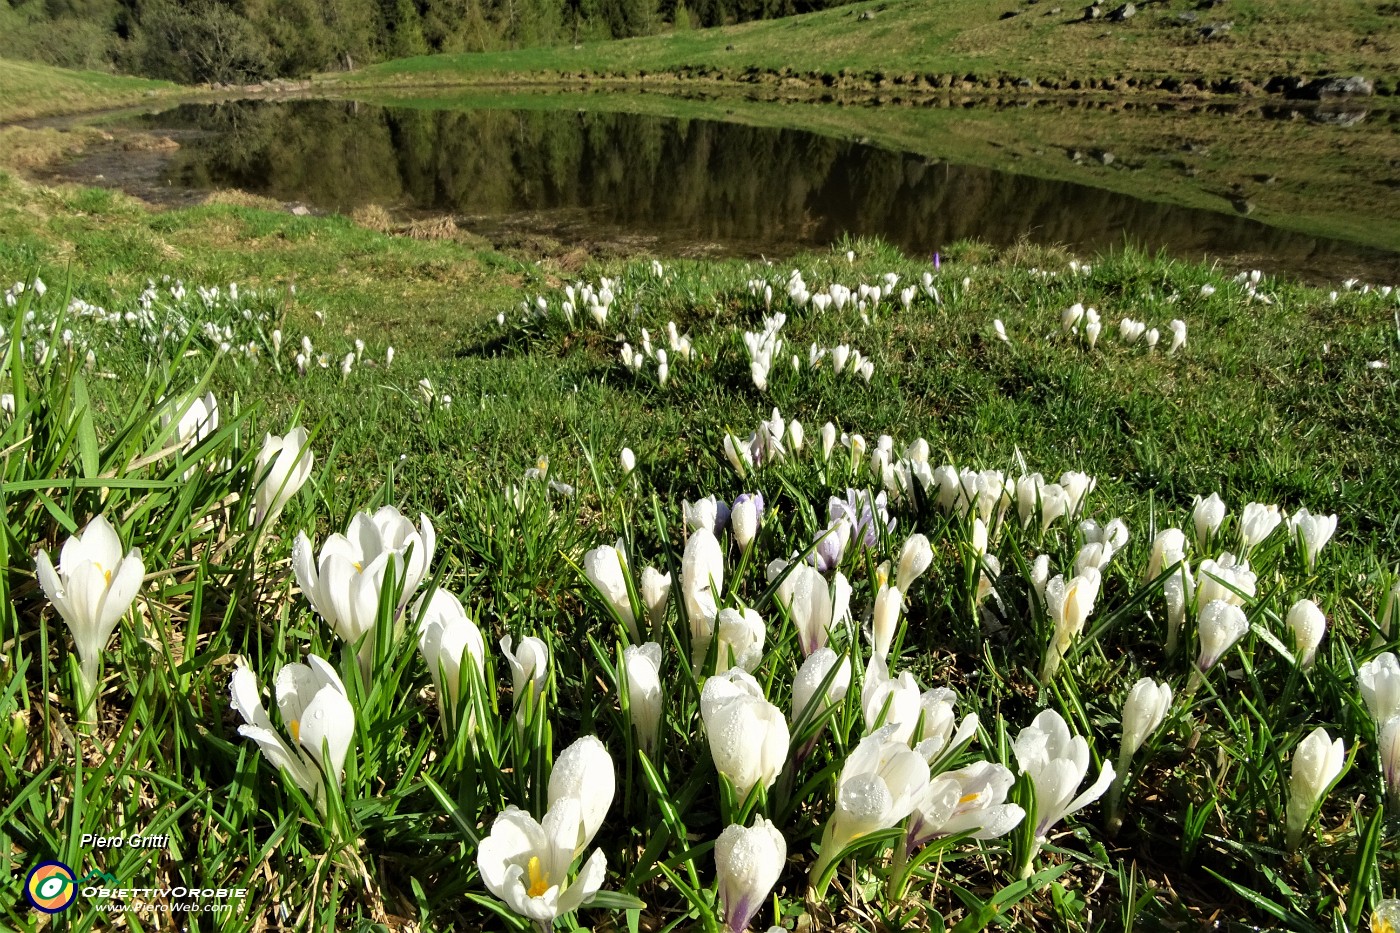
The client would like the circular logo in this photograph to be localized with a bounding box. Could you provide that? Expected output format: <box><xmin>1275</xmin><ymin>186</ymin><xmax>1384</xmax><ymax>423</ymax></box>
<box><xmin>25</xmin><ymin>861</ymin><xmax>77</xmax><ymax>913</ymax></box>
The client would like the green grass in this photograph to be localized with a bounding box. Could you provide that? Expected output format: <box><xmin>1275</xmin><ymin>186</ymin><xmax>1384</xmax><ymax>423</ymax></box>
<box><xmin>348</xmin><ymin>0</ymin><xmax>1400</xmax><ymax>90</ymax></box>
<box><xmin>0</xmin><ymin>59</ymin><xmax>176</xmax><ymax>124</ymax></box>
<box><xmin>2</xmin><ymin>167</ymin><xmax>1399</xmax><ymax>931</ymax></box>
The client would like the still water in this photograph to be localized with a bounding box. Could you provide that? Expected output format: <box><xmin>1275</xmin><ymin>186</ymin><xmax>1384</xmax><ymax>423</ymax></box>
<box><xmin>108</xmin><ymin>99</ymin><xmax>1395</xmax><ymax>279</ymax></box>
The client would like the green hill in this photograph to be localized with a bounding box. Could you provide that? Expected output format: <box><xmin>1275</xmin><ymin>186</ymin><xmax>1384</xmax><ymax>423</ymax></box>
<box><xmin>0</xmin><ymin>59</ymin><xmax>173</xmax><ymax>123</ymax></box>
<box><xmin>348</xmin><ymin>0</ymin><xmax>1398</xmax><ymax>92</ymax></box>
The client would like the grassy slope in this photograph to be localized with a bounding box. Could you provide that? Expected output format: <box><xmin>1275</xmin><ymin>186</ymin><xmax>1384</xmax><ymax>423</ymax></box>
<box><xmin>2</xmin><ymin>161</ymin><xmax>1399</xmax><ymax>930</ymax></box>
<box><xmin>348</xmin><ymin>0</ymin><xmax>1400</xmax><ymax>88</ymax></box>
<box><xmin>0</xmin><ymin>59</ymin><xmax>176</xmax><ymax>123</ymax></box>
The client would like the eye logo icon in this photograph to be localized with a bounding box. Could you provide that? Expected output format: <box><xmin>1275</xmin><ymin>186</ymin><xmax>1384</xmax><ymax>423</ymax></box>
<box><xmin>25</xmin><ymin>861</ymin><xmax>77</xmax><ymax>913</ymax></box>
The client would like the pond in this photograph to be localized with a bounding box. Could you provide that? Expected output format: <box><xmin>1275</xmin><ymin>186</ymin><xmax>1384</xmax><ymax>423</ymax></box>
<box><xmin>68</xmin><ymin>98</ymin><xmax>1400</xmax><ymax>281</ymax></box>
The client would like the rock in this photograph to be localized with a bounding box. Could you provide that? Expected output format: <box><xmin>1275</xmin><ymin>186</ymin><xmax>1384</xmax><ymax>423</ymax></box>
<box><xmin>1095</xmin><ymin>150</ymin><xmax>1115</xmax><ymax>165</ymax></box>
<box><xmin>725</xmin><ymin>43</ymin><xmax>736</xmax><ymax>50</ymax></box>
<box><xmin>857</xmin><ymin>10</ymin><xmax>875</xmax><ymax>19</ymax></box>
<box><xmin>1174</xmin><ymin>10</ymin><xmax>1198</xmax><ymax>22</ymax></box>
<box><xmin>1107</xmin><ymin>3</ymin><xmax>1135</xmax><ymax>21</ymax></box>
<box><xmin>290</xmin><ymin>205</ymin><xmax>311</xmax><ymax>216</ymax></box>
<box><xmin>1231</xmin><ymin>197</ymin><xmax>1254</xmax><ymax>215</ymax></box>
<box><xmin>1304</xmin><ymin>75</ymin><xmax>1375</xmax><ymax>99</ymax></box>
<box><xmin>1309</xmin><ymin>109</ymin><xmax>1369</xmax><ymax>127</ymax></box>
<box><xmin>1084</xmin><ymin>3</ymin><xmax>1103</xmax><ymax>19</ymax></box>
<box><xmin>1199</xmin><ymin>21</ymin><xmax>1232</xmax><ymax>39</ymax></box>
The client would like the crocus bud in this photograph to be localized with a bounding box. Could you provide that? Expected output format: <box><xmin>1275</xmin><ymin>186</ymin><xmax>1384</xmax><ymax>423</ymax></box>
<box><xmin>501</xmin><ymin>635</ymin><xmax>549</xmax><ymax>718</ymax></box>
<box><xmin>251</xmin><ymin>426</ymin><xmax>314</xmax><ymax>529</ymax></box>
<box><xmin>1146</xmin><ymin>528</ymin><xmax>1187</xmax><ymax>581</ymax></box>
<box><xmin>700</xmin><ymin>670</ymin><xmax>789</xmax><ymax>800</ymax></box>
<box><xmin>896</xmin><ymin>533</ymin><xmax>933</xmax><ymax>593</ymax></box>
<box><xmin>731</xmin><ymin>493</ymin><xmax>763</xmax><ymax>551</ymax></box>
<box><xmin>1195</xmin><ymin>599</ymin><xmax>1248</xmax><ymax>676</ymax></box>
<box><xmin>682</xmin><ymin>529</ymin><xmax>724</xmax><ymax>666</ymax></box>
<box><xmin>416</xmin><ymin>589</ymin><xmax>486</xmax><ymax>732</ymax></box>
<box><xmin>620</xmin><ymin>447</ymin><xmax>636</xmax><ymax>475</ymax></box>
<box><xmin>1284</xmin><ymin>727</ymin><xmax>1345</xmax><ymax>850</ymax></box>
<box><xmin>584</xmin><ymin>542</ymin><xmax>637</xmax><ymax>641</ymax></box>
<box><xmin>715</xmin><ymin>608</ymin><xmax>766</xmax><ymax>674</ymax></box>
<box><xmin>1379</xmin><ymin>718</ymin><xmax>1400</xmax><ymax>805</ymax></box>
<box><xmin>640</xmin><ymin>567</ymin><xmax>671</xmax><ymax>635</ymax></box>
<box><xmin>548</xmin><ymin>736</ymin><xmax>616</xmax><ymax>853</ymax></box>
<box><xmin>1286</xmin><ymin>599</ymin><xmax>1326</xmax><ymax>669</ymax></box>
<box><xmin>820</xmin><ymin>422</ymin><xmax>838</xmax><ymax>462</ymax></box>
<box><xmin>1358</xmin><ymin>652</ymin><xmax>1400</xmax><ymax>726</ymax></box>
<box><xmin>623</xmin><ymin>642</ymin><xmax>663</xmax><ymax>754</ymax></box>
<box><xmin>1192</xmin><ymin>493</ymin><xmax>1226</xmax><ymax>547</ymax></box>
<box><xmin>1239</xmin><ymin>502</ymin><xmax>1282</xmax><ymax>551</ymax></box>
<box><xmin>1289</xmin><ymin>508</ymin><xmax>1338</xmax><ymax>568</ymax></box>
<box><xmin>790</xmin><ymin>647</ymin><xmax>851</xmax><ymax>727</ymax></box>
<box><xmin>776</xmin><ymin>562</ymin><xmax>822</xmax><ymax>652</ymax></box>
<box><xmin>872</xmin><ymin>584</ymin><xmax>902</xmax><ymax>660</ymax></box>
<box><xmin>1119</xmin><ymin>677</ymin><xmax>1172</xmax><ymax>763</ymax></box>
<box><xmin>715</xmin><ymin>818</ymin><xmax>786</xmax><ymax>933</ymax></box>
<box><xmin>1041</xmin><ymin>568</ymin><xmax>1101</xmax><ymax>681</ymax></box>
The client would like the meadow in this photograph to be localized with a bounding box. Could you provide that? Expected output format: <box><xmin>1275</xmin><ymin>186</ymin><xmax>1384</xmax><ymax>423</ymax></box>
<box><xmin>2</xmin><ymin>146</ymin><xmax>1400</xmax><ymax>932</ymax></box>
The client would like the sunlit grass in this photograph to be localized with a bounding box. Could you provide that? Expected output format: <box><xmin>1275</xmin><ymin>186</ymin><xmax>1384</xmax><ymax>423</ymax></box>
<box><xmin>2</xmin><ymin>178</ymin><xmax>1399</xmax><ymax>931</ymax></box>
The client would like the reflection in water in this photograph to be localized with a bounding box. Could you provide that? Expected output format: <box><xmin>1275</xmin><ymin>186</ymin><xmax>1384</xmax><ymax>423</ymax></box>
<box><xmin>132</xmin><ymin>100</ymin><xmax>1394</xmax><ymax>277</ymax></box>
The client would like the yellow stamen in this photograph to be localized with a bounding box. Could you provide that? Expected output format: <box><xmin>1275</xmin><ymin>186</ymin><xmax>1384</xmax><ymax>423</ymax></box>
<box><xmin>958</xmin><ymin>792</ymin><xmax>981</xmax><ymax>805</ymax></box>
<box><xmin>290</xmin><ymin>720</ymin><xmax>301</xmax><ymax>743</ymax></box>
<box><xmin>526</xmin><ymin>856</ymin><xmax>550</xmax><ymax>898</ymax></box>
<box><xmin>96</xmin><ymin>562</ymin><xmax>112</xmax><ymax>585</ymax></box>
<box><xmin>353</xmin><ymin>561</ymin><xmax>363</xmax><ymax>572</ymax></box>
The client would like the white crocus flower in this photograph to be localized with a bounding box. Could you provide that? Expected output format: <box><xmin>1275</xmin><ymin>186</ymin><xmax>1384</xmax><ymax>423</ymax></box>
<box><xmin>1106</xmin><ymin>678</ymin><xmax>1172</xmax><ymax>832</ymax></box>
<box><xmin>35</xmin><ymin>515</ymin><xmax>145</xmax><ymax>722</ymax></box>
<box><xmin>1059</xmin><ymin>471</ymin><xmax>1095</xmax><ymax>518</ymax></box>
<box><xmin>640</xmin><ymin>567</ymin><xmax>671</xmax><ymax>637</ymax></box>
<box><xmin>906</xmin><ymin>761</ymin><xmax>1025</xmax><ymax>853</ymax></box>
<box><xmin>1359</xmin><ymin>653</ymin><xmax>1400</xmax><ymax>726</ymax></box>
<box><xmin>1146</xmin><ymin>528</ymin><xmax>1187</xmax><ymax>582</ymax></box>
<box><xmin>715</xmin><ymin>818</ymin><xmax>786</xmax><ymax>933</ymax></box>
<box><xmin>1191</xmin><ymin>493</ymin><xmax>1226</xmax><ymax>548</ymax></box>
<box><xmin>292</xmin><ymin>506</ymin><xmax>436</xmax><ymax>663</ymax></box>
<box><xmin>861</xmin><ymin>655</ymin><xmax>923</xmax><ymax>743</ymax></box>
<box><xmin>1194</xmin><ymin>599</ymin><xmax>1249</xmax><ymax>682</ymax></box>
<box><xmin>1013</xmin><ymin>709</ymin><xmax>1114</xmax><ymax>854</ymax></box>
<box><xmin>913</xmin><ymin>688</ymin><xmax>978</xmax><ymax>769</ymax></box>
<box><xmin>416</xmin><ymin>589</ymin><xmax>486</xmax><ymax>733</ymax></box>
<box><xmin>871</xmin><ymin>583</ymin><xmax>902</xmax><ymax>660</ymax></box>
<box><xmin>478</xmin><ymin>799</ymin><xmax>607</xmax><ymax>933</ymax></box>
<box><xmin>620</xmin><ymin>447</ymin><xmax>636</xmax><ymax>475</ymax></box>
<box><xmin>1040</xmin><ymin>568</ymin><xmax>1101</xmax><ymax>681</ymax></box>
<box><xmin>623</xmin><ymin>643</ymin><xmax>664</xmax><ymax>754</ymax></box>
<box><xmin>714</xmin><ymin>608</ymin><xmax>766</xmax><ymax>674</ymax></box>
<box><xmin>731</xmin><ymin>497</ymin><xmax>760</xmax><ymax>551</ymax></box>
<box><xmin>1196</xmin><ymin>553</ymin><xmax>1256</xmax><ymax>607</ymax></box>
<box><xmin>547</xmin><ymin>736</ymin><xmax>616</xmax><ymax>854</ymax></box>
<box><xmin>502</xmin><ymin>635</ymin><xmax>550</xmax><ymax>720</ymax></box>
<box><xmin>811</xmin><ymin>725</ymin><xmax>930</xmax><ymax>888</ymax></box>
<box><xmin>1239</xmin><ymin>502</ymin><xmax>1282</xmax><ymax>552</ymax></box>
<box><xmin>1289</xmin><ymin>508</ymin><xmax>1338</xmax><ymax>569</ymax></box>
<box><xmin>682</xmin><ymin>528</ymin><xmax>725</xmax><ymax>667</ymax></box>
<box><xmin>777</xmin><ymin>563</ymin><xmax>849</xmax><ymax>657</ymax></box>
<box><xmin>1285</xmin><ymin>599</ymin><xmax>1326</xmax><ymax>669</ymax></box>
<box><xmin>790</xmin><ymin>647</ymin><xmax>852</xmax><ymax>729</ymax></box>
<box><xmin>700</xmin><ymin>669</ymin><xmax>789</xmax><ymax>801</ymax></box>
<box><xmin>229</xmin><ymin>654</ymin><xmax>355</xmax><ymax>811</ymax></box>
<box><xmin>583</xmin><ymin>542</ymin><xmax>637</xmax><ymax>641</ymax></box>
<box><xmin>895</xmin><ymin>534</ymin><xmax>933</xmax><ymax>593</ymax></box>
<box><xmin>1284</xmin><ymin>727</ymin><xmax>1345</xmax><ymax>850</ymax></box>
<box><xmin>159</xmin><ymin>391</ymin><xmax>219</xmax><ymax>457</ymax></box>
<box><xmin>250</xmin><ymin>426</ymin><xmax>314</xmax><ymax>529</ymax></box>
<box><xmin>1168</xmin><ymin>319</ymin><xmax>1187</xmax><ymax>353</ymax></box>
